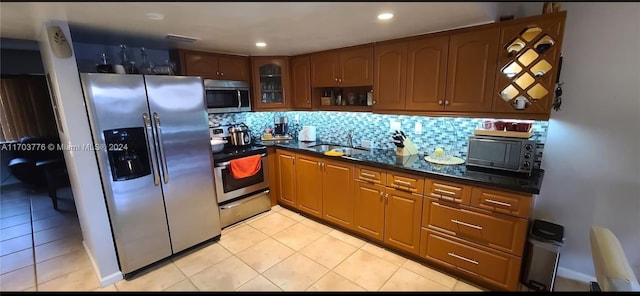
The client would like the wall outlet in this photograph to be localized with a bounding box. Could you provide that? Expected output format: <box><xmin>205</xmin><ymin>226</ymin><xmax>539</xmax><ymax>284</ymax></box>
<box><xmin>361</xmin><ymin>140</ymin><xmax>373</xmax><ymax>149</ymax></box>
<box><xmin>390</xmin><ymin>120</ymin><xmax>401</xmax><ymax>132</ymax></box>
<box><xmin>414</xmin><ymin>122</ymin><xmax>423</xmax><ymax>134</ymax></box>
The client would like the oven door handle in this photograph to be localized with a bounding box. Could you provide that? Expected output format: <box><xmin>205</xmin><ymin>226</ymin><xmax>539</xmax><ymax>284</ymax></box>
<box><xmin>215</xmin><ymin>153</ymin><xmax>267</xmax><ymax>168</ymax></box>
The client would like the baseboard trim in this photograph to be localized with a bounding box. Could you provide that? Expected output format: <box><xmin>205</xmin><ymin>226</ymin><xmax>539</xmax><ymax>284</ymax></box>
<box><xmin>557</xmin><ymin>266</ymin><xmax>597</xmax><ymax>283</ymax></box>
<box><xmin>83</xmin><ymin>240</ymin><xmax>123</xmax><ymax>287</ymax></box>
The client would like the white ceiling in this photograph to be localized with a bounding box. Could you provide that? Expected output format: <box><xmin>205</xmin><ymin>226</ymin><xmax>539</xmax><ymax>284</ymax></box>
<box><xmin>0</xmin><ymin>2</ymin><xmax>520</xmax><ymax>56</ymax></box>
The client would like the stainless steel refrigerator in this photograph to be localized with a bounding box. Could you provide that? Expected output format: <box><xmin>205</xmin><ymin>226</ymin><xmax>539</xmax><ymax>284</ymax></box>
<box><xmin>80</xmin><ymin>73</ymin><xmax>221</xmax><ymax>277</ymax></box>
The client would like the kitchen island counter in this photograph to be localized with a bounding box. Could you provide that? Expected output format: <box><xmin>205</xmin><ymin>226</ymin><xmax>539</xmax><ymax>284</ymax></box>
<box><xmin>259</xmin><ymin>140</ymin><xmax>544</xmax><ymax>195</ymax></box>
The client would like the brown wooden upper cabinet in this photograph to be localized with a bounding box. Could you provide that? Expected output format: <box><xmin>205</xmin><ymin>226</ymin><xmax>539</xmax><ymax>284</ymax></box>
<box><xmin>373</xmin><ymin>27</ymin><xmax>499</xmax><ymax>113</ymax></box>
<box><xmin>492</xmin><ymin>11</ymin><xmax>566</xmax><ymax>118</ymax></box>
<box><xmin>445</xmin><ymin>27</ymin><xmax>500</xmax><ymax>112</ymax></box>
<box><xmin>405</xmin><ymin>35</ymin><xmax>450</xmax><ymax>111</ymax></box>
<box><xmin>373</xmin><ymin>41</ymin><xmax>408</xmax><ymax>111</ymax></box>
<box><xmin>251</xmin><ymin>57</ymin><xmax>291</xmax><ymax>110</ymax></box>
<box><xmin>310</xmin><ymin>45</ymin><xmax>373</xmax><ymax>87</ymax></box>
<box><xmin>290</xmin><ymin>55</ymin><xmax>312</xmax><ymax>109</ymax></box>
<box><xmin>373</xmin><ymin>35</ymin><xmax>449</xmax><ymax>111</ymax></box>
<box><xmin>177</xmin><ymin>49</ymin><xmax>250</xmax><ymax>81</ymax></box>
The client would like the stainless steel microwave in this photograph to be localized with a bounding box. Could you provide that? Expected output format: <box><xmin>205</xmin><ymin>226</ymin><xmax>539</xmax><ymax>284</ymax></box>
<box><xmin>466</xmin><ymin>135</ymin><xmax>537</xmax><ymax>174</ymax></box>
<box><xmin>204</xmin><ymin>80</ymin><xmax>251</xmax><ymax>113</ymax></box>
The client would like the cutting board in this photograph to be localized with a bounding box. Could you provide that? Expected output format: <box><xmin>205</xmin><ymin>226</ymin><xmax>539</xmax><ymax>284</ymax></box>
<box><xmin>473</xmin><ymin>128</ymin><xmax>533</xmax><ymax>139</ymax></box>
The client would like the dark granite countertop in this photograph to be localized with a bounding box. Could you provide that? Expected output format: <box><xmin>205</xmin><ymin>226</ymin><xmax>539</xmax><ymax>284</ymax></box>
<box><xmin>259</xmin><ymin>140</ymin><xmax>544</xmax><ymax>195</ymax></box>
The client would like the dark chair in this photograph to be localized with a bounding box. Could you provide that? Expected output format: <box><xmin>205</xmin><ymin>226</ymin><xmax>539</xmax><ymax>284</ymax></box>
<box><xmin>7</xmin><ymin>136</ymin><xmax>70</xmax><ymax>209</ymax></box>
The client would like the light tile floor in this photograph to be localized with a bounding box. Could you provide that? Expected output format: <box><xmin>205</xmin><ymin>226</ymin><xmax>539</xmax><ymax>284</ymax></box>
<box><xmin>0</xmin><ymin>183</ymin><xmax>590</xmax><ymax>292</ymax></box>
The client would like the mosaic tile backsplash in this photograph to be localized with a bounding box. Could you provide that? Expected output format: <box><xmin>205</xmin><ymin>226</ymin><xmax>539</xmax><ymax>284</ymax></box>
<box><xmin>209</xmin><ymin>112</ymin><xmax>549</xmax><ymax>169</ymax></box>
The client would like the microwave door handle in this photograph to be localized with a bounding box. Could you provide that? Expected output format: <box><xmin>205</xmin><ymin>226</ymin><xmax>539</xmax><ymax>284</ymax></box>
<box><xmin>237</xmin><ymin>90</ymin><xmax>241</xmax><ymax>109</ymax></box>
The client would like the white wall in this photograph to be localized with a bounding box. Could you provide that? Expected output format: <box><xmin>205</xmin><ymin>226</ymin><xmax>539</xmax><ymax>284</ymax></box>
<box><xmin>37</xmin><ymin>21</ymin><xmax>122</xmax><ymax>286</ymax></box>
<box><xmin>536</xmin><ymin>3</ymin><xmax>640</xmax><ymax>280</ymax></box>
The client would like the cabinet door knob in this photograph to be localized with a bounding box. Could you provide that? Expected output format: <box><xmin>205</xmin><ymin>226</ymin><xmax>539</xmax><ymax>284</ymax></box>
<box><xmin>220</xmin><ymin>72</ymin><xmax>224</xmax><ymax>76</ymax></box>
<box><xmin>216</xmin><ymin>71</ymin><xmax>220</xmax><ymax>76</ymax></box>
<box><xmin>438</xmin><ymin>100</ymin><xmax>443</xmax><ymax>105</ymax></box>
<box><xmin>445</xmin><ymin>100</ymin><xmax>450</xmax><ymax>105</ymax></box>
<box><xmin>373</xmin><ymin>100</ymin><xmax>377</xmax><ymax>105</ymax></box>
<box><xmin>338</xmin><ymin>78</ymin><xmax>342</xmax><ymax>83</ymax></box>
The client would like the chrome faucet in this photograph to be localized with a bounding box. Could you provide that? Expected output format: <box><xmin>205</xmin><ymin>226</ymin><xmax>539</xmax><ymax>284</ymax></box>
<box><xmin>346</xmin><ymin>130</ymin><xmax>353</xmax><ymax>148</ymax></box>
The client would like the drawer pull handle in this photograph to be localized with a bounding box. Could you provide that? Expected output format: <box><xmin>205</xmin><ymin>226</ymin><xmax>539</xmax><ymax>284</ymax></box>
<box><xmin>361</xmin><ymin>172</ymin><xmax>376</xmax><ymax>178</ymax></box>
<box><xmin>451</xmin><ymin>219</ymin><xmax>483</xmax><ymax>230</ymax></box>
<box><xmin>448</xmin><ymin>252</ymin><xmax>478</xmax><ymax>265</ymax></box>
<box><xmin>435</xmin><ymin>188</ymin><xmax>456</xmax><ymax>196</ymax></box>
<box><xmin>394</xmin><ymin>180</ymin><xmax>412</xmax><ymax>186</ymax></box>
<box><xmin>430</xmin><ymin>193</ymin><xmax>442</xmax><ymax>198</ymax></box>
<box><xmin>434</xmin><ymin>183</ymin><xmax>460</xmax><ymax>191</ymax></box>
<box><xmin>440</xmin><ymin>195</ymin><xmax>454</xmax><ymax>201</ymax></box>
<box><xmin>484</xmin><ymin>199</ymin><xmax>512</xmax><ymax>207</ymax></box>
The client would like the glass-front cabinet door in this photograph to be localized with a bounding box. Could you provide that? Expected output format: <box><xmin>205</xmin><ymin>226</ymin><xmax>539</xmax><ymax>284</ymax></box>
<box><xmin>251</xmin><ymin>57</ymin><xmax>291</xmax><ymax>110</ymax></box>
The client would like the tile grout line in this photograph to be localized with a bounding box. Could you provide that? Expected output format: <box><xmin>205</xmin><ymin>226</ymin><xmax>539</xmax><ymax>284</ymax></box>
<box><xmin>302</xmin><ymin>233</ymin><xmax>364</xmax><ymax>291</ymax></box>
<box><xmin>169</xmin><ymin>260</ymin><xmax>197</xmax><ymax>292</ymax></box>
<box><xmin>376</xmin><ymin>264</ymin><xmax>402</xmax><ymax>292</ymax></box>
<box><xmin>27</xmin><ymin>189</ymin><xmax>38</xmax><ymax>292</ymax></box>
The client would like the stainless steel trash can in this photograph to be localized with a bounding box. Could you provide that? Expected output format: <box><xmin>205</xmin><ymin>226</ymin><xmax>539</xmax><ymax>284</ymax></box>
<box><xmin>521</xmin><ymin>219</ymin><xmax>565</xmax><ymax>291</ymax></box>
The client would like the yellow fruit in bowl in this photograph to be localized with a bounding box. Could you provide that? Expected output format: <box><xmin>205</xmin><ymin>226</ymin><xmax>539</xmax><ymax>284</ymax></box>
<box><xmin>434</xmin><ymin>147</ymin><xmax>444</xmax><ymax>157</ymax></box>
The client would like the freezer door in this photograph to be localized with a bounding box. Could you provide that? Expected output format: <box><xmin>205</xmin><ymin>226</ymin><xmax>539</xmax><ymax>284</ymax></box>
<box><xmin>79</xmin><ymin>73</ymin><xmax>172</xmax><ymax>274</ymax></box>
<box><xmin>145</xmin><ymin>75</ymin><xmax>221</xmax><ymax>252</ymax></box>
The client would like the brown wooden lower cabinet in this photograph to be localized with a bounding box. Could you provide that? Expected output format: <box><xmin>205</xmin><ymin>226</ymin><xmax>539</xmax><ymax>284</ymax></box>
<box><xmin>267</xmin><ymin>148</ymin><xmax>279</xmax><ymax>206</ymax></box>
<box><xmin>384</xmin><ymin>188</ymin><xmax>423</xmax><ymax>255</ymax></box>
<box><xmin>295</xmin><ymin>155</ymin><xmax>323</xmax><ymax>218</ymax></box>
<box><xmin>276</xmin><ymin>150</ymin><xmax>296</xmax><ymax>208</ymax></box>
<box><xmin>322</xmin><ymin>160</ymin><xmax>355</xmax><ymax>229</ymax></box>
<box><xmin>470</xmin><ymin>187</ymin><xmax>533</xmax><ymax>219</ymax></box>
<box><xmin>353</xmin><ymin>179</ymin><xmax>386</xmax><ymax>242</ymax></box>
<box><xmin>423</xmin><ymin>197</ymin><xmax>528</xmax><ymax>255</ymax></box>
<box><xmin>273</xmin><ymin>151</ymin><xmax>533</xmax><ymax>291</ymax></box>
<box><xmin>420</xmin><ymin>228</ymin><xmax>522</xmax><ymax>291</ymax></box>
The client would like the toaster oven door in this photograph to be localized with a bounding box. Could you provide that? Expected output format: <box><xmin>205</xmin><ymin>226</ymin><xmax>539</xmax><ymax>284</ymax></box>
<box><xmin>467</xmin><ymin>138</ymin><xmax>522</xmax><ymax>171</ymax></box>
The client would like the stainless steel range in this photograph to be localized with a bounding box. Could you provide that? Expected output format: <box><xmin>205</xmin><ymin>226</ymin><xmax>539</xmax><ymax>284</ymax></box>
<box><xmin>211</xmin><ymin>125</ymin><xmax>270</xmax><ymax>228</ymax></box>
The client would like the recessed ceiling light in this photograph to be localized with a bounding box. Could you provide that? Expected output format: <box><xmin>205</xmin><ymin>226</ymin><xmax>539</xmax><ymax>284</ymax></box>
<box><xmin>256</xmin><ymin>42</ymin><xmax>267</xmax><ymax>47</ymax></box>
<box><xmin>378</xmin><ymin>13</ymin><xmax>394</xmax><ymax>20</ymax></box>
<box><xmin>146</xmin><ymin>13</ymin><xmax>165</xmax><ymax>21</ymax></box>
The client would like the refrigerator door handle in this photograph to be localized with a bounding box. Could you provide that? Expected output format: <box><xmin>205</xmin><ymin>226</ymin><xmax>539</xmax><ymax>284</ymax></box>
<box><xmin>142</xmin><ymin>113</ymin><xmax>160</xmax><ymax>186</ymax></box>
<box><xmin>153</xmin><ymin>112</ymin><xmax>169</xmax><ymax>184</ymax></box>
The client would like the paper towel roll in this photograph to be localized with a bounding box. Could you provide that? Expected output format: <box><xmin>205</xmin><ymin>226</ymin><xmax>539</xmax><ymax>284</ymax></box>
<box><xmin>299</xmin><ymin>126</ymin><xmax>316</xmax><ymax>142</ymax></box>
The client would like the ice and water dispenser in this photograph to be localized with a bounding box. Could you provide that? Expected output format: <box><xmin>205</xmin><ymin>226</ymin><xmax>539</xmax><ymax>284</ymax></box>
<box><xmin>103</xmin><ymin>127</ymin><xmax>151</xmax><ymax>181</ymax></box>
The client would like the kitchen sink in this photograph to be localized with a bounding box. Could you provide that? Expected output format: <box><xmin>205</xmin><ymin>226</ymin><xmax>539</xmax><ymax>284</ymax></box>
<box><xmin>308</xmin><ymin>144</ymin><xmax>369</xmax><ymax>155</ymax></box>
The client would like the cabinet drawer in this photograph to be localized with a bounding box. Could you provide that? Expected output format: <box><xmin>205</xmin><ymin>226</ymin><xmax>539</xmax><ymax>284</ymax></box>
<box><xmin>420</xmin><ymin>228</ymin><xmax>522</xmax><ymax>291</ymax></box>
<box><xmin>423</xmin><ymin>198</ymin><xmax>528</xmax><ymax>255</ymax></box>
<box><xmin>355</xmin><ymin>165</ymin><xmax>386</xmax><ymax>185</ymax></box>
<box><xmin>386</xmin><ymin>171</ymin><xmax>424</xmax><ymax>194</ymax></box>
<box><xmin>471</xmin><ymin>187</ymin><xmax>533</xmax><ymax>218</ymax></box>
<box><xmin>425</xmin><ymin>179</ymin><xmax>471</xmax><ymax>204</ymax></box>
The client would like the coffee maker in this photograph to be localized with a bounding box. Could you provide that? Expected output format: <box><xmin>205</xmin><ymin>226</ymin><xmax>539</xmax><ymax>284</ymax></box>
<box><xmin>273</xmin><ymin>116</ymin><xmax>291</xmax><ymax>139</ymax></box>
